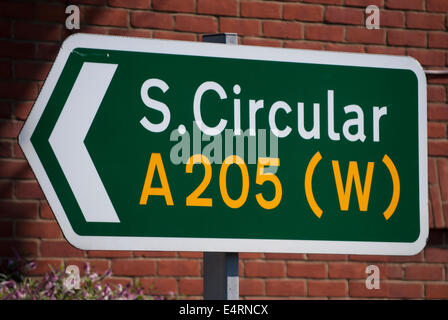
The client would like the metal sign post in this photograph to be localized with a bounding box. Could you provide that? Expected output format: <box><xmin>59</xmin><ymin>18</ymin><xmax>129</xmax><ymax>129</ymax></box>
<box><xmin>202</xmin><ymin>33</ymin><xmax>239</xmax><ymax>300</ymax></box>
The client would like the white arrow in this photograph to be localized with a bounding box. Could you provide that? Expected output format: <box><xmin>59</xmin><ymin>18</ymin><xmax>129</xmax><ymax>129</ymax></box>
<box><xmin>49</xmin><ymin>62</ymin><xmax>120</xmax><ymax>223</ymax></box>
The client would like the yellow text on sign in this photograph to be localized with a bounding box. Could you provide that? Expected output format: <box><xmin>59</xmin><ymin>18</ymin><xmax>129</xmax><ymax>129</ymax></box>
<box><xmin>304</xmin><ymin>152</ymin><xmax>400</xmax><ymax>220</ymax></box>
<box><xmin>139</xmin><ymin>153</ymin><xmax>282</xmax><ymax>210</ymax></box>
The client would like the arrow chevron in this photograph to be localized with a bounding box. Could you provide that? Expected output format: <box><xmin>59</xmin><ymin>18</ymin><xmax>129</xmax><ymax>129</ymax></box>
<box><xmin>49</xmin><ymin>62</ymin><xmax>120</xmax><ymax>223</ymax></box>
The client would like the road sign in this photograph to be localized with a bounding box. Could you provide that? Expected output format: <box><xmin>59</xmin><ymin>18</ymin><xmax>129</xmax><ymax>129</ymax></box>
<box><xmin>19</xmin><ymin>33</ymin><xmax>428</xmax><ymax>255</ymax></box>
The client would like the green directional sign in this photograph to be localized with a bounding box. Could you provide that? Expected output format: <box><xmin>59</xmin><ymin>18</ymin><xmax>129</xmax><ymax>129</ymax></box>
<box><xmin>19</xmin><ymin>33</ymin><xmax>428</xmax><ymax>255</ymax></box>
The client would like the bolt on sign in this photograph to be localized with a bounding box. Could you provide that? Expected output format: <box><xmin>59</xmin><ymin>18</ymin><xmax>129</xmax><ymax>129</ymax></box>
<box><xmin>19</xmin><ymin>34</ymin><xmax>428</xmax><ymax>255</ymax></box>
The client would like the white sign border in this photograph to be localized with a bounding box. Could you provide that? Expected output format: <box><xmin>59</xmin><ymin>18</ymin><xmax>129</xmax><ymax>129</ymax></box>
<box><xmin>19</xmin><ymin>33</ymin><xmax>428</xmax><ymax>255</ymax></box>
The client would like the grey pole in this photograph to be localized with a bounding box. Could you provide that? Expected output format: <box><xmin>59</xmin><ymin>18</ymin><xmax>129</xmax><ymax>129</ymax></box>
<box><xmin>202</xmin><ymin>33</ymin><xmax>239</xmax><ymax>300</ymax></box>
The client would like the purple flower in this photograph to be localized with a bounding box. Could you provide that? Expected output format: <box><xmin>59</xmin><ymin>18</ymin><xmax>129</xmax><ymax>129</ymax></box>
<box><xmin>25</xmin><ymin>261</ymin><xmax>37</xmax><ymax>271</ymax></box>
<box><xmin>83</xmin><ymin>262</ymin><xmax>91</xmax><ymax>274</ymax></box>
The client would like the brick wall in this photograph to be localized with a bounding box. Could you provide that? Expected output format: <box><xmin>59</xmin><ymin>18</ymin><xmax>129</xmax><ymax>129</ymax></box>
<box><xmin>0</xmin><ymin>0</ymin><xmax>447</xmax><ymax>299</ymax></box>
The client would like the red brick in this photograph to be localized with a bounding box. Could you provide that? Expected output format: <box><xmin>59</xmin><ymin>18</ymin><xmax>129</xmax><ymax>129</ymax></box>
<box><xmin>444</xmin><ymin>204</ymin><xmax>448</xmax><ymax>230</ymax></box>
<box><xmin>429</xmin><ymin>201</ymin><xmax>434</xmax><ymax>228</ymax></box>
<box><xmin>425</xmin><ymin>248</ymin><xmax>448</xmax><ymax>262</ymax></box>
<box><xmin>380</xmin><ymin>10</ymin><xmax>405</xmax><ymax>28</ymax></box>
<box><xmin>266</xmin><ymin>279</ymin><xmax>305</xmax><ymax>297</ymax></box>
<box><xmin>329</xmin><ymin>262</ymin><xmax>367</xmax><ymax>279</ymax></box>
<box><xmin>40</xmin><ymin>201</ymin><xmax>55</xmax><ymax>220</ymax></box>
<box><xmin>349</xmin><ymin>281</ymin><xmax>423</xmax><ymax>298</ymax></box>
<box><xmin>308</xmin><ymin>280</ymin><xmax>347</xmax><ymax>297</ymax></box>
<box><xmin>142</xmin><ymin>277</ymin><xmax>178</xmax><ymax>295</ymax></box>
<box><xmin>153</xmin><ymin>0</ymin><xmax>194</xmax><ymax>12</ymax></box>
<box><xmin>134</xmin><ymin>251</ymin><xmax>177</xmax><ymax>258</ymax></box>
<box><xmin>0</xmin><ymin>2</ymin><xmax>35</xmax><ymax>19</ymax></box>
<box><xmin>428</xmin><ymin>158</ymin><xmax>437</xmax><ymax>185</ymax></box>
<box><xmin>326</xmin><ymin>43</ymin><xmax>364</xmax><ymax>53</ymax></box>
<box><xmin>0</xmin><ymin>61</ymin><xmax>11</xmax><ymax>79</ymax></box>
<box><xmin>303</xmin><ymin>0</ymin><xmax>342</xmax><ymax>4</ymax></box>
<box><xmin>428</xmin><ymin>122</ymin><xmax>446</xmax><ymax>138</ymax></box>
<box><xmin>175</xmin><ymin>15</ymin><xmax>218</xmax><ymax>34</ymax></box>
<box><xmin>83</xmin><ymin>7</ymin><xmax>128</xmax><ymax>27</ymax></box>
<box><xmin>0</xmin><ymin>102</ymin><xmax>11</xmax><ymax>119</ymax></box>
<box><xmin>349</xmin><ymin>254</ymin><xmax>390</xmax><ymax>262</ymax></box>
<box><xmin>265</xmin><ymin>253</ymin><xmax>305</xmax><ymax>260</ymax></box>
<box><xmin>345</xmin><ymin>0</ymin><xmax>383</xmax><ymax>6</ymax></box>
<box><xmin>0</xmin><ymin>141</ymin><xmax>12</xmax><ymax>158</ymax></box>
<box><xmin>388</xmin><ymin>30</ymin><xmax>426</xmax><ymax>47</ymax></box>
<box><xmin>428</xmin><ymin>85</ymin><xmax>446</xmax><ymax>102</ymax></box>
<box><xmin>325</xmin><ymin>6</ymin><xmax>364</xmax><ymax>25</ymax></box>
<box><xmin>346</xmin><ymin>27</ymin><xmax>386</xmax><ymax>44</ymax></box>
<box><xmin>71</xmin><ymin>0</ymin><xmax>107</xmax><ymax>4</ymax></box>
<box><xmin>220</xmin><ymin>18</ymin><xmax>261</xmax><ymax>37</ymax></box>
<box><xmin>0</xmin><ymin>240</ymin><xmax>38</xmax><ymax>257</ymax></box>
<box><xmin>40</xmin><ymin>240</ymin><xmax>85</xmax><ymax>257</ymax></box>
<box><xmin>405</xmin><ymin>264</ymin><xmax>444</xmax><ymax>280</ymax></box>
<box><xmin>179</xmin><ymin>278</ymin><xmax>203</xmax><ymax>295</ymax></box>
<box><xmin>263</xmin><ymin>21</ymin><xmax>302</xmax><ymax>40</ymax></box>
<box><xmin>389</xmin><ymin>282</ymin><xmax>424</xmax><ymax>298</ymax></box>
<box><xmin>385</xmin><ymin>252</ymin><xmax>425</xmax><ymax>263</ymax></box>
<box><xmin>108</xmin><ymin>28</ymin><xmax>152</xmax><ymax>38</ymax></box>
<box><xmin>0</xmin><ymin>220</ymin><xmax>13</xmax><ymax>237</ymax></box>
<box><xmin>305</xmin><ymin>25</ymin><xmax>344</xmax><ymax>42</ymax></box>
<box><xmin>16</xmin><ymin>221</ymin><xmax>61</xmax><ymax>239</ymax></box>
<box><xmin>179</xmin><ymin>251</ymin><xmax>203</xmax><ymax>258</ymax></box>
<box><xmin>307</xmin><ymin>253</ymin><xmax>347</xmax><ymax>261</ymax></box>
<box><xmin>283</xmin><ymin>41</ymin><xmax>324</xmax><ymax>50</ymax></box>
<box><xmin>408</xmin><ymin>49</ymin><xmax>445</xmax><ymax>67</ymax></box>
<box><xmin>131</xmin><ymin>11</ymin><xmax>173</xmax><ymax>30</ymax></box>
<box><xmin>0</xmin><ymin>41</ymin><xmax>35</xmax><ymax>59</ymax></box>
<box><xmin>24</xmin><ymin>259</ymin><xmax>63</xmax><ymax>276</ymax></box>
<box><xmin>429</xmin><ymin>140</ymin><xmax>448</xmax><ymax>156</ymax></box>
<box><xmin>426</xmin><ymin>283</ymin><xmax>448</xmax><ymax>299</ymax></box>
<box><xmin>13</xmin><ymin>22</ymin><xmax>61</xmax><ymax>42</ymax></box>
<box><xmin>240</xmin><ymin>278</ymin><xmax>265</xmax><ymax>296</ymax></box>
<box><xmin>428</xmin><ymin>104</ymin><xmax>448</xmax><ymax>121</ymax></box>
<box><xmin>158</xmin><ymin>260</ymin><xmax>201</xmax><ymax>276</ymax></box>
<box><xmin>284</xmin><ymin>3</ymin><xmax>324</xmax><ymax>22</ymax></box>
<box><xmin>383</xmin><ymin>264</ymin><xmax>403</xmax><ymax>279</ymax></box>
<box><xmin>108</xmin><ymin>0</ymin><xmax>151</xmax><ymax>9</ymax></box>
<box><xmin>429</xmin><ymin>33</ymin><xmax>448</xmax><ymax>49</ymax></box>
<box><xmin>87</xmin><ymin>250</ymin><xmax>132</xmax><ymax>258</ymax></box>
<box><xmin>242</xmin><ymin>37</ymin><xmax>282</xmax><ymax>48</ymax></box>
<box><xmin>0</xmin><ymin>81</ymin><xmax>38</xmax><ymax>100</ymax></box>
<box><xmin>0</xmin><ymin>201</ymin><xmax>38</xmax><ymax>219</ymax></box>
<box><xmin>36</xmin><ymin>43</ymin><xmax>59</xmax><ymax>61</ymax></box>
<box><xmin>287</xmin><ymin>262</ymin><xmax>326</xmax><ymax>278</ymax></box>
<box><xmin>112</xmin><ymin>259</ymin><xmax>156</xmax><ymax>276</ymax></box>
<box><xmin>245</xmin><ymin>261</ymin><xmax>285</xmax><ymax>277</ymax></box>
<box><xmin>197</xmin><ymin>0</ymin><xmax>238</xmax><ymax>16</ymax></box>
<box><xmin>15</xmin><ymin>181</ymin><xmax>45</xmax><ymax>199</ymax></box>
<box><xmin>431</xmin><ymin>185</ymin><xmax>442</xmax><ymax>228</ymax></box>
<box><xmin>0</xmin><ymin>120</ymin><xmax>22</xmax><ymax>138</ymax></box>
<box><xmin>0</xmin><ymin>160</ymin><xmax>34</xmax><ymax>179</ymax></box>
<box><xmin>14</xmin><ymin>102</ymin><xmax>32</xmax><ymax>121</ymax></box>
<box><xmin>407</xmin><ymin>12</ymin><xmax>445</xmax><ymax>30</ymax></box>
<box><xmin>13</xmin><ymin>142</ymin><xmax>25</xmax><ymax>159</ymax></box>
<box><xmin>437</xmin><ymin>159</ymin><xmax>448</xmax><ymax>201</ymax></box>
<box><xmin>0</xmin><ymin>181</ymin><xmax>13</xmax><ymax>199</ymax></box>
<box><xmin>154</xmin><ymin>31</ymin><xmax>196</xmax><ymax>41</ymax></box>
<box><xmin>427</xmin><ymin>0</ymin><xmax>448</xmax><ymax>12</ymax></box>
<box><xmin>36</xmin><ymin>3</ymin><xmax>66</xmax><ymax>23</ymax></box>
<box><xmin>239</xmin><ymin>253</ymin><xmax>264</xmax><ymax>259</ymax></box>
<box><xmin>0</xmin><ymin>20</ymin><xmax>10</xmax><ymax>38</ymax></box>
<box><xmin>385</xmin><ymin>0</ymin><xmax>424</xmax><ymax>10</ymax></box>
<box><xmin>241</xmin><ymin>1</ymin><xmax>282</xmax><ymax>19</ymax></box>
